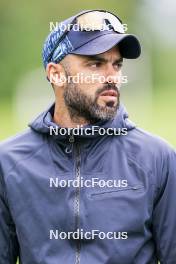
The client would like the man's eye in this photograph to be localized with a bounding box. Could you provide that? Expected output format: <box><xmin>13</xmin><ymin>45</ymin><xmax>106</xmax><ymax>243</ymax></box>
<box><xmin>89</xmin><ymin>62</ymin><xmax>102</xmax><ymax>68</ymax></box>
<box><xmin>114</xmin><ymin>63</ymin><xmax>123</xmax><ymax>70</ymax></box>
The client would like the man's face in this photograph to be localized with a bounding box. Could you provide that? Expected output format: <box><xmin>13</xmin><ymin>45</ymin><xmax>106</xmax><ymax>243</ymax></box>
<box><xmin>60</xmin><ymin>46</ymin><xmax>123</xmax><ymax>123</ymax></box>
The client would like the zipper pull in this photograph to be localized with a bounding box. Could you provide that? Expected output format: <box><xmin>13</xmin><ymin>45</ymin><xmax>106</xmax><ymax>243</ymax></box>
<box><xmin>65</xmin><ymin>133</ymin><xmax>75</xmax><ymax>153</ymax></box>
<box><xmin>69</xmin><ymin>134</ymin><xmax>75</xmax><ymax>143</ymax></box>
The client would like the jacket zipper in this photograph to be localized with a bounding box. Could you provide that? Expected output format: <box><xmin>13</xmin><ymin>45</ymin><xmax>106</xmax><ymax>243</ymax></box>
<box><xmin>75</xmin><ymin>143</ymin><xmax>81</xmax><ymax>264</ymax></box>
<box><xmin>68</xmin><ymin>134</ymin><xmax>81</xmax><ymax>264</ymax></box>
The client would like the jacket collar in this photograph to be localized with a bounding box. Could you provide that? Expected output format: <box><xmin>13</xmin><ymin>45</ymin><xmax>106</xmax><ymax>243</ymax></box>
<box><xmin>28</xmin><ymin>102</ymin><xmax>136</xmax><ymax>141</ymax></box>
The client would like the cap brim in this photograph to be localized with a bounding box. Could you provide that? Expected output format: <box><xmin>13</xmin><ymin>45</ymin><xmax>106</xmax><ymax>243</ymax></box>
<box><xmin>70</xmin><ymin>33</ymin><xmax>141</xmax><ymax>59</ymax></box>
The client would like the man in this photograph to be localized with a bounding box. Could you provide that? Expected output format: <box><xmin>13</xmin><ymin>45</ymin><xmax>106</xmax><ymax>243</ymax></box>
<box><xmin>0</xmin><ymin>9</ymin><xmax>176</xmax><ymax>264</ymax></box>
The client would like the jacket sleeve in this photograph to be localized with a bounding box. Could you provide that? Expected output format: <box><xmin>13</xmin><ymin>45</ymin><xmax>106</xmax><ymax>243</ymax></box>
<box><xmin>152</xmin><ymin>148</ymin><xmax>176</xmax><ymax>263</ymax></box>
<box><xmin>0</xmin><ymin>168</ymin><xmax>19</xmax><ymax>264</ymax></box>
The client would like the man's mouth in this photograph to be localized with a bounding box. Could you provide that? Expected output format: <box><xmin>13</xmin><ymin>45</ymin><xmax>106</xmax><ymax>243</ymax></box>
<box><xmin>99</xmin><ymin>90</ymin><xmax>118</xmax><ymax>105</ymax></box>
<box><xmin>100</xmin><ymin>90</ymin><xmax>118</xmax><ymax>97</ymax></box>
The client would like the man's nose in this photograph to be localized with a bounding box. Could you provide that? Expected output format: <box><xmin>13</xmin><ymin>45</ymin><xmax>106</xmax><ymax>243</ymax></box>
<box><xmin>104</xmin><ymin>64</ymin><xmax>120</xmax><ymax>84</ymax></box>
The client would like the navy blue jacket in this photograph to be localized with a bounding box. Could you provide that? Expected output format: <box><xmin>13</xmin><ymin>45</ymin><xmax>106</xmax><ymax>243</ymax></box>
<box><xmin>0</xmin><ymin>103</ymin><xmax>176</xmax><ymax>264</ymax></box>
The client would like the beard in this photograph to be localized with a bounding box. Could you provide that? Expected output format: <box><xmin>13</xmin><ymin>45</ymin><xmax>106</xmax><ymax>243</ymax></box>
<box><xmin>63</xmin><ymin>71</ymin><xmax>120</xmax><ymax>124</ymax></box>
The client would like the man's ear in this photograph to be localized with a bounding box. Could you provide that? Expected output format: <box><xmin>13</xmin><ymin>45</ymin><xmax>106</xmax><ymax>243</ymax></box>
<box><xmin>46</xmin><ymin>62</ymin><xmax>66</xmax><ymax>87</ymax></box>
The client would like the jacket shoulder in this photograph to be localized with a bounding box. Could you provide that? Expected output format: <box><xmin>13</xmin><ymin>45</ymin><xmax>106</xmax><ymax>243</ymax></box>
<box><xmin>134</xmin><ymin>127</ymin><xmax>175</xmax><ymax>154</ymax></box>
<box><xmin>0</xmin><ymin>128</ymin><xmax>46</xmax><ymax>174</ymax></box>
<box><xmin>124</xmin><ymin>127</ymin><xmax>175</xmax><ymax>173</ymax></box>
